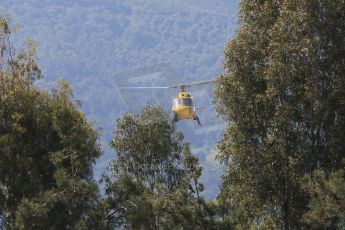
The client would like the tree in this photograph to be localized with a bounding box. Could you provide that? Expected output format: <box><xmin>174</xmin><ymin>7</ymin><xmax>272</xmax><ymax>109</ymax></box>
<box><xmin>161</xmin><ymin>143</ymin><xmax>214</xmax><ymax>229</ymax></box>
<box><xmin>0</xmin><ymin>15</ymin><xmax>109</xmax><ymax>229</ymax></box>
<box><xmin>109</xmin><ymin>104</ymin><xmax>184</xmax><ymax>193</ymax></box>
<box><xmin>105</xmin><ymin>105</ymin><xmax>184</xmax><ymax>228</ymax></box>
<box><xmin>105</xmin><ymin>105</ymin><xmax>212</xmax><ymax>229</ymax></box>
<box><xmin>215</xmin><ymin>0</ymin><xmax>345</xmax><ymax>229</ymax></box>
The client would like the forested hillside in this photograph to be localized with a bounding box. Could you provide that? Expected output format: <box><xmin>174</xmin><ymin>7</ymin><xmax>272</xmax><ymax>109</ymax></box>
<box><xmin>0</xmin><ymin>0</ymin><xmax>238</xmax><ymax>198</ymax></box>
<box><xmin>0</xmin><ymin>18</ymin><xmax>221</xmax><ymax>227</ymax></box>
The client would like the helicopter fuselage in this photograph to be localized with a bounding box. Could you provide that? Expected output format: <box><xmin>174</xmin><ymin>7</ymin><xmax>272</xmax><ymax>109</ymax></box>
<box><xmin>172</xmin><ymin>91</ymin><xmax>197</xmax><ymax>120</ymax></box>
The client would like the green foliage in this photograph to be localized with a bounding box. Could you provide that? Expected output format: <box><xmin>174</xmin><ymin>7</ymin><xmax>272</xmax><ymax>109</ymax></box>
<box><xmin>110</xmin><ymin>104</ymin><xmax>184</xmax><ymax>191</ymax></box>
<box><xmin>301</xmin><ymin>169</ymin><xmax>345</xmax><ymax>229</ymax></box>
<box><xmin>0</xmin><ymin>15</ymin><xmax>109</xmax><ymax>229</ymax></box>
<box><xmin>106</xmin><ymin>105</ymin><xmax>213</xmax><ymax>229</ymax></box>
<box><xmin>15</xmin><ymin>176</ymin><xmax>106</xmax><ymax>230</ymax></box>
<box><xmin>215</xmin><ymin>0</ymin><xmax>345</xmax><ymax>229</ymax></box>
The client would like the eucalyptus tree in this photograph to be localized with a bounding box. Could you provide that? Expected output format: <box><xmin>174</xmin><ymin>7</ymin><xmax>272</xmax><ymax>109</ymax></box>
<box><xmin>215</xmin><ymin>0</ymin><xmax>345</xmax><ymax>229</ymax></box>
<box><xmin>106</xmin><ymin>105</ymin><xmax>212</xmax><ymax>229</ymax></box>
<box><xmin>0</xmin><ymin>15</ymin><xmax>109</xmax><ymax>229</ymax></box>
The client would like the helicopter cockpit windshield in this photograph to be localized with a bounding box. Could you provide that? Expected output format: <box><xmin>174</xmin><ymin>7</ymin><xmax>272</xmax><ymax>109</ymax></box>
<box><xmin>173</xmin><ymin>98</ymin><xmax>194</xmax><ymax>108</ymax></box>
<box><xmin>182</xmin><ymin>98</ymin><xmax>193</xmax><ymax>106</ymax></box>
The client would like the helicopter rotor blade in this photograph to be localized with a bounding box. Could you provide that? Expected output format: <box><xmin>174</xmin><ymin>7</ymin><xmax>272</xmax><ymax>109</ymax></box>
<box><xmin>183</xmin><ymin>80</ymin><xmax>216</xmax><ymax>88</ymax></box>
<box><xmin>118</xmin><ymin>80</ymin><xmax>216</xmax><ymax>90</ymax></box>
<box><xmin>118</xmin><ymin>86</ymin><xmax>177</xmax><ymax>89</ymax></box>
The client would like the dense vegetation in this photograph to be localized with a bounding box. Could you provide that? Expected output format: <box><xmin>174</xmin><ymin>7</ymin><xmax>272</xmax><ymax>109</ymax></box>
<box><xmin>1</xmin><ymin>0</ymin><xmax>345</xmax><ymax>229</ymax></box>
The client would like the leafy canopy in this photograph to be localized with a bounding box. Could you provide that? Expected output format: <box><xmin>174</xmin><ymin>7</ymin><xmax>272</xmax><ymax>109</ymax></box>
<box><xmin>0</xmin><ymin>15</ymin><xmax>109</xmax><ymax>229</ymax></box>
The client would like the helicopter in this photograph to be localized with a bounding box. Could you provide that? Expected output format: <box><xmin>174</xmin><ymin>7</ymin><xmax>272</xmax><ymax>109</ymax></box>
<box><xmin>120</xmin><ymin>80</ymin><xmax>215</xmax><ymax>126</ymax></box>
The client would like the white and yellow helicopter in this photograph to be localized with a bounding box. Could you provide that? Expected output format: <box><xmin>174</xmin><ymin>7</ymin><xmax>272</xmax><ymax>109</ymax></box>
<box><xmin>121</xmin><ymin>80</ymin><xmax>215</xmax><ymax>126</ymax></box>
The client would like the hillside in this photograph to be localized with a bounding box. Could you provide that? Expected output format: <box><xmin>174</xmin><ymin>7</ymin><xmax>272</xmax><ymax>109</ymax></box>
<box><xmin>1</xmin><ymin>0</ymin><xmax>238</xmax><ymax>198</ymax></box>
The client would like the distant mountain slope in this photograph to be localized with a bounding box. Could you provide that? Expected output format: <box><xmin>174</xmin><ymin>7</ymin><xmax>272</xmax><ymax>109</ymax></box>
<box><xmin>1</xmin><ymin>0</ymin><xmax>238</xmax><ymax>199</ymax></box>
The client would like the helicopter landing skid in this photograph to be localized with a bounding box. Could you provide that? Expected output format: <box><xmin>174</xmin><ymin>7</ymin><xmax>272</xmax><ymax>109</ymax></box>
<box><xmin>194</xmin><ymin>115</ymin><xmax>201</xmax><ymax>126</ymax></box>
<box><xmin>172</xmin><ymin>114</ymin><xmax>201</xmax><ymax>126</ymax></box>
<box><xmin>172</xmin><ymin>114</ymin><xmax>178</xmax><ymax>123</ymax></box>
